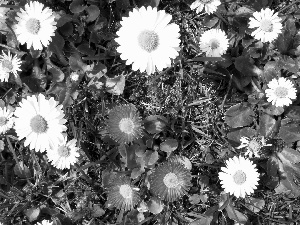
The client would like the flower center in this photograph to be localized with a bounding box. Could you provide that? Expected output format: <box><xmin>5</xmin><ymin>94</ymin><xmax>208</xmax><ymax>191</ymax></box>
<box><xmin>233</xmin><ymin>170</ymin><xmax>247</xmax><ymax>185</ymax></box>
<box><xmin>57</xmin><ymin>146</ymin><xmax>71</xmax><ymax>157</ymax></box>
<box><xmin>70</xmin><ymin>73</ymin><xmax>79</xmax><ymax>82</ymax></box>
<box><xmin>1</xmin><ymin>60</ymin><xmax>13</xmax><ymax>72</ymax></box>
<box><xmin>210</xmin><ymin>39</ymin><xmax>220</xmax><ymax>50</ymax></box>
<box><xmin>30</xmin><ymin>115</ymin><xmax>48</xmax><ymax>134</ymax></box>
<box><xmin>260</xmin><ymin>19</ymin><xmax>273</xmax><ymax>32</ymax></box>
<box><xmin>274</xmin><ymin>86</ymin><xmax>289</xmax><ymax>98</ymax></box>
<box><xmin>25</xmin><ymin>18</ymin><xmax>41</xmax><ymax>35</ymax></box>
<box><xmin>119</xmin><ymin>118</ymin><xmax>135</xmax><ymax>134</ymax></box>
<box><xmin>248</xmin><ymin>140</ymin><xmax>261</xmax><ymax>152</ymax></box>
<box><xmin>163</xmin><ymin>172</ymin><xmax>179</xmax><ymax>188</ymax></box>
<box><xmin>0</xmin><ymin>116</ymin><xmax>7</xmax><ymax>126</ymax></box>
<box><xmin>119</xmin><ymin>184</ymin><xmax>133</xmax><ymax>199</ymax></box>
<box><xmin>138</xmin><ymin>30</ymin><xmax>159</xmax><ymax>53</ymax></box>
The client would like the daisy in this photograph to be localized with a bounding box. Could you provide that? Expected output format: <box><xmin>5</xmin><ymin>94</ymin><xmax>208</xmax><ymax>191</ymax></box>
<box><xmin>37</xmin><ymin>220</ymin><xmax>53</xmax><ymax>225</ymax></box>
<box><xmin>14</xmin><ymin>94</ymin><xmax>67</xmax><ymax>152</ymax></box>
<box><xmin>0</xmin><ymin>51</ymin><xmax>22</xmax><ymax>82</ymax></box>
<box><xmin>249</xmin><ymin>8</ymin><xmax>282</xmax><ymax>43</ymax></box>
<box><xmin>115</xmin><ymin>6</ymin><xmax>180</xmax><ymax>75</ymax></box>
<box><xmin>70</xmin><ymin>72</ymin><xmax>79</xmax><ymax>82</ymax></box>
<box><xmin>149</xmin><ymin>161</ymin><xmax>192</xmax><ymax>202</ymax></box>
<box><xmin>14</xmin><ymin>1</ymin><xmax>57</xmax><ymax>50</ymax></box>
<box><xmin>265</xmin><ymin>77</ymin><xmax>297</xmax><ymax>107</ymax></box>
<box><xmin>190</xmin><ymin>0</ymin><xmax>221</xmax><ymax>14</ymax></box>
<box><xmin>199</xmin><ymin>29</ymin><xmax>229</xmax><ymax>57</ymax></box>
<box><xmin>106</xmin><ymin>104</ymin><xmax>143</xmax><ymax>144</ymax></box>
<box><xmin>106</xmin><ymin>175</ymin><xmax>141</xmax><ymax>211</ymax></box>
<box><xmin>47</xmin><ymin>135</ymin><xmax>80</xmax><ymax>170</ymax></box>
<box><xmin>0</xmin><ymin>106</ymin><xmax>14</xmax><ymax>134</ymax></box>
<box><xmin>219</xmin><ymin>156</ymin><xmax>259</xmax><ymax>198</ymax></box>
<box><xmin>237</xmin><ymin>136</ymin><xmax>271</xmax><ymax>158</ymax></box>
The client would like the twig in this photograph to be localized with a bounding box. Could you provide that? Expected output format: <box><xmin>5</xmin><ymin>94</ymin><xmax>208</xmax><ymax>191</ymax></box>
<box><xmin>220</xmin><ymin>73</ymin><xmax>233</xmax><ymax>113</ymax></box>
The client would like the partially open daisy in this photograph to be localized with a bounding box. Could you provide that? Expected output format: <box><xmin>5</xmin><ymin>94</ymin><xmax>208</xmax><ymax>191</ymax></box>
<box><xmin>47</xmin><ymin>135</ymin><xmax>80</xmax><ymax>170</ymax></box>
<box><xmin>106</xmin><ymin>175</ymin><xmax>141</xmax><ymax>211</ymax></box>
<box><xmin>199</xmin><ymin>29</ymin><xmax>229</xmax><ymax>57</ymax></box>
<box><xmin>0</xmin><ymin>51</ymin><xmax>22</xmax><ymax>82</ymax></box>
<box><xmin>106</xmin><ymin>104</ymin><xmax>143</xmax><ymax>144</ymax></box>
<box><xmin>265</xmin><ymin>77</ymin><xmax>297</xmax><ymax>107</ymax></box>
<box><xmin>115</xmin><ymin>6</ymin><xmax>180</xmax><ymax>75</ymax></box>
<box><xmin>237</xmin><ymin>136</ymin><xmax>271</xmax><ymax>158</ymax></box>
<box><xmin>190</xmin><ymin>0</ymin><xmax>221</xmax><ymax>14</ymax></box>
<box><xmin>37</xmin><ymin>220</ymin><xmax>53</xmax><ymax>225</ymax></box>
<box><xmin>14</xmin><ymin>1</ymin><xmax>57</xmax><ymax>50</ymax></box>
<box><xmin>14</xmin><ymin>94</ymin><xmax>67</xmax><ymax>152</ymax></box>
<box><xmin>219</xmin><ymin>156</ymin><xmax>259</xmax><ymax>198</ymax></box>
<box><xmin>0</xmin><ymin>106</ymin><xmax>14</xmax><ymax>134</ymax></box>
<box><xmin>149</xmin><ymin>161</ymin><xmax>192</xmax><ymax>202</ymax></box>
<box><xmin>249</xmin><ymin>8</ymin><xmax>282</xmax><ymax>43</ymax></box>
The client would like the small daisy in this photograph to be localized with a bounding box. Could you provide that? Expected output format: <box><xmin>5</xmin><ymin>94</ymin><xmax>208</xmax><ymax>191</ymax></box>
<box><xmin>47</xmin><ymin>135</ymin><xmax>80</xmax><ymax>170</ymax></box>
<box><xmin>265</xmin><ymin>77</ymin><xmax>297</xmax><ymax>107</ymax></box>
<box><xmin>0</xmin><ymin>106</ymin><xmax>14</xmax><ymax>134</ymax></box>
<box><xmin>70</xmin><ymin>72</ymin><xmax>79</xmax><ymax>82</ymax></box>
<box><xmin>199</xmin><ymin>29</ymin><xmax>229</xmax><ymax>57</ymax></box>
<box><xmin>37</xmin><ymin>220</ymin><xmax>53</xmax><ymax>225</ymax></box>
<box><xmin>149</xmin><ymin>161</ymin><xmax>192</xmax><ymax>202</ymax></box>
<box><xmin>169</xmin><ymin>155</ymin><xmax>192</xmax><ymax>170</ymax></box>
<box><xmin>0</xmin><ymin>51</ymin><xmax>22</xmax><ymax>82</ymax></box>
<box><xmin>237</xmin><ymin>136</ymin><xmax>271</xmax><ymax>158</ymax></box>
<box><xmin>14</xmin><ymin>94</ymin><xmax>67</xmax><ymax>152</ymax></box>
<box><xmin>106</xmin><ymin>104</ymin><xmax>143</xmax><ymax>144</ymax></box>
<box><xmin>14</xmin><ymin>1</ymin><xmax>57</xmax><ymax>50</ymax></box>
<box><xmin>106</xmin><ymin>175</ymin><xmax>141</xmax><ymax>211</ymax></box>
<box><xmin>115</xmin><ymin>6</ymin><xmax>180</xmax><ymax>75</ymax></box>
<box><xmin>219</xmin><ymin>156</ymin><xmax>259</xmax><ymax>198</ymax></box>
<box><xmin>249</xmin><ymin>8</ymin><xmax>282</xmax><ymax>43</ymax></box>
<box><xmin>190</xmin><ymin>0</ymin><xmax>221</xmax><ymax>14</ymax></box>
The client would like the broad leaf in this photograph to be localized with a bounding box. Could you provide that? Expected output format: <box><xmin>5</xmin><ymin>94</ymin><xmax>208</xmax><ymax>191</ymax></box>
<box><xmin>85</xmin><ymin>5</ymin><xmax>100</xmax><ymax>22</ymax></box>
<box><xmin>258</xmin><ymin>113</ymin><xmax>279</xmax><ymax>138</ymax></box>
<box><xmin>226</xmin><ymin>204</ymin><xmax>248</xmax><ymax>224</ymax></box>
<box><xmin>106</xmin><ymin>74</ymin><xmax>126</xmax><ymax>95</ymax></box>
<box><xmin>278</xmin><ymin>119</ymin><xmax>300</xmax><ymax>143</ymax></box>
<box><xmin>144</xmin><ymin>115</ymin><xmax>168</xmax><ymax>134</ymax></box>
<box><xmin>160</xmin><ymin>139</ymin><xmax>178</xmax><ymax>153</ymax></box>
<box><xmin>70</xmin><ymin>0</ymin><xmax>86</xmax><ymax>14</ymax></box>
<box><xmin>227</xmin><ymin>127</ymin><xmax>256</xmax><ymax>147</ymax></box>
<box><xmin>234</xmin><ymin>55</ymin><xmax>262</xmax><ymax>77</ymax></box>
<box><xmin>225</xmin><ymin>103</ymin><xmax>255</xmax><ymax>128</ymax></box>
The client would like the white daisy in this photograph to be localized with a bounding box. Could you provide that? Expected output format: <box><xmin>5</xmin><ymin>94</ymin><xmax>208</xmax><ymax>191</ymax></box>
<box><xmin>0</xmin><ymin>51</ymin><xmax>22</xmax><ymax>82</ymax></box>
<box><xmin>237</xmin><ymin>136</ymin><xmax>271</xmax><ymax>158</ymax></box>
<box><xmin>70</xmin><ymin>72</ymin><xmax>79</xmax><ymax>82</ymax></box>
<box><xmin>115</xmin><ymin>6</ymin><xmax>180</xmax><ymax>75</ymax></box>
<box><xmin>37</xmin><ymin>220</ymin><xmax>53</xmax><ymax>225</ymax></box>
<box><xmin>199</xmin><ymin>29</ymin><xmax>229</xmax><ymax>57</ymax></box>
<box><xmin>14</xmin><ymin>94</ymin><xmax>67</xmax><ymax>152</ymax></box>
<box><xmin>0</xmin><ymin>106</ymin><xmax>14</xmax><ymax>134</ymax></box>
<box><xmin>14</xmin><ymin>1</ymin><xmax>57</xmax><ymax>50</ymax></box>
<box><xmin>190</xmin><ymin>0</ymin><xmax>221</xmax><ymax>14</ymax></box>
<box><xmin>219</xmin><ymin>156</ymin><xmax>259</xmax><ymax>198</ymax></box>
<box><xmin>249</xmin><ymin>8</ymin><xmax>282</xmax><ymax>43</ymax></box>
<box><xmin>265</xmin><ymin>77</ymin><xmax>297</xmax><ymax>107</ymax></box>
<box><xmin>47</xmin><ymin>135</ymin><xmax>80</xmax><ymax>170</ymax></box>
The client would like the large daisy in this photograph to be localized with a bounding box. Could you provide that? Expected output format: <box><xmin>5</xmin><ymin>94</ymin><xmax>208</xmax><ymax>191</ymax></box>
<box><xmin>115</xmin><ymin>6</ymin><xmax>180</xmax><ymax>75</ymax></box>
<box><xmin>219</xmin><ymin>156</ymin><xmax>259</xmax><ymax>198</ymax></box>
<box><xmin>265</xmin><ymin>77</ymin><xmax>297</xmax><ymax>107</ymax></box>
<box><xmin>190</xmin><ymin>0</ymin><xmax>221</xmax><ymax>14</ymax></box>
<box><xmin>199</xmin><ymin>29</ymin><xmax>229</xmax><ymax>57</ymax></box>
<box><xmin>14</xmin><ymin>1</ymin><xmax>57</xmax><ymax>50</ymax></box>
<box><xmin>0</xmin><ymin>106</ymin><xmax>14</xmax><ymax>134</ymax></box>
<box><xmin>249</xmin><ymin>8</ymin><xmax>282</xmax><ymax>43</ymax></box>
<box><xmin>0</xmin><ymin>51</ymin><xmax>22</xmax><ymax>82</ymax></box>
<box><xmin>14</xmin><ymin>94</ymin><xmax>67</xmax><ymax>152</ymax></box>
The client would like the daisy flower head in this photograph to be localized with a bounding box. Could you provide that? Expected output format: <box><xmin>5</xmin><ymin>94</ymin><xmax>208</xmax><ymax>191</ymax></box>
<box><xmin>37</xmin><ymin>220</ymin><xmax>53</xmax><ymax>225</ymax></box>
<box><xmin>265</xmin><ymin>77</ymin><xmax>297</xmax><ymax>107</ymax></box>
<box><xmin>249</xmin><ymin>8</ymin><xmax>282</xmax><ymax>43</ymax></box>
<box><xmin>14</xmin><ymin>94</ymin><xmax>67</xmax><ymax>152</ymax></box>
<box><xmin>219</xmin><ymin>156</ymin><xmax>259</xmax><ymax>198</ymax></box>
<box><xmin>0</xmin><ymin>51</ymin><xmax>22</xmax><ymax>82</ymax></box>
<box><xmin>115</xmin><ymin>6</ymin><xmax>180</xmax><ymax>75</ymax></box>
<box><xmin>237</xmin><ymin>136</ymin><xmax>271</xmax><ymax>158</ymax></box>
<box><xmin>149</xmin><ymin>161</ymin><xmax>192</xmax><ymax>202</ymax></box>
<box><xmin>0</xmin><ymin>106</ymin><xmax>14</xmax><ymax>134</ymax></box>
<box><xmin>199</xmin><ymin>29</ymin><xmax>229</xmax><ymax>57</ymax></box>
<box><xmin>106</xmin><ymin>104</ymin><xmax>143</xmax><ymax>144</ymax></box>
<box><xmin>190</xmin><ymin>0</ymin><xmax>221</xmax><ymax>14</ymax></box>
<box><xmin>70</xmin><ymin>72</ymin><xmax>80</xmax><ymax>82</ymax></box>
<box><xmin>106</xmin><ymin>175</ymin><xmax>141</xmax><ymax>211</ymax></box>
<box><xmin>14</xmin><ymin>1</ymin><xmax>57</xmax><ymax>50</ymax></box>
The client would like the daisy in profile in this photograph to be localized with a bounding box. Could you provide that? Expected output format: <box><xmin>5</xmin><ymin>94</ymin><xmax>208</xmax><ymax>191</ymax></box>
<box><xmin>199</xmin><ymin>29</ymin><xmax>229</xmax><ymax>57</ymax></box>
<box><xmin>106</xmin><ymin>175</ymin><xmax>141</xmax><ymax>211</ymax></box>
<box><xmin>237</xmin><ymin>136</ymin><xmax>271</xmax><ymax>158</ymax></box>
<box><xmin>219</xmin><ymin>156</ymin><xmax>259</xmax><ymax>198</ymax></box>
<box><xmin>115</xmin><ymin>6</ymin><xmax>180</xmax><ymax>75</ymax></box>
<box><xmin>37</xmin><ymin>220</ymin><xmax>53</xmax><ymax>225</ymax></box>
<box><xmin>106</xmin><ymin>104</ymin><xmax>143</xmax><ymax>144</ymax></box>
<box><xmin>249</xmin><ymin>8</ymin><xmax>282</xmax><ymax>43</ymax></box>
<box><xmin>190</xmin><ymin>0</ymin><xmax>221</xmax><ymax>14</ymax></box>
<box><xmin>14</xmin><ymin>1</ymin><xmax>57</xmax><ymax>50</ymax></box>
<box><xmin>265</xmin><ymin>77</ymin><xmax>297</xmax><ymax>107</ymax></box>
<box><xmin>14</xmin><ymin>94</ymin><xmax>67</xmax><ymax>152</ymax></box>
<box><xmin>149</xmin><ymin>161</ymin><xmax>192</xmax><ymax>202</ymax></box>
<box><xmin>47</xmin><ymin>135</ymin><xmax>80</xmax><ymax>170</ymax></box>
<box><xmin>0</xmin><ymin>51</ymin><xmax>22</xmax><ymax>82</ymax></box>
<box><xmin>168</xmin><ymin>155</ymin><xmax>192</xmax><ymax>170</ymax></box>
<box><xmin>0</xmin><ymin>106</ymin><xmax>14</xmax><ymax>134</ymax></box>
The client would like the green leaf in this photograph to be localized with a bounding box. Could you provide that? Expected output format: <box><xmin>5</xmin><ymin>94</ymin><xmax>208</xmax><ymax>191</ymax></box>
<box><xmin>14</xmin><ymin>161</ymin><xmax>31</xmax><ymax>179</ymax></box>
<box><xmin>285</xmin><ymin>106</ymin><xmax>300</xmax><ymax>120</ymax></box>
<box><xmin>234</xmin><ymin>55</ymin><xmax>262</xmax><ymax>77</ymax></box>
<box><xmin>234</xmin><ymin>6</ymin><xmax>254</xmax><ymax>16</ymax></box>
<box><xmin>227</xmin><ymin>127</ymin><xmax>256</xmax><ymax>147</ymax></box>
<box><xmin>85</xmin><ymin>5</ymin><xmax>100</xmax><ymax>22</ymax></box>
<box><xmin>245</xmin><ymin>197</ymin><xmax>265</xmax><ymax>213</ymax></box>
<box><xmin>48</xmin><ymin>32</ymin><xmax>68</xmax><ymax>66</ymax></box>
<box><xmin>144</xmin><ymin>115</ymin><xmax>168</xmax><ymax>134</ymax></box>
<box><xmin>275</xmin><ymin>17</ymin><xmax>297</xmax><ymax>54</ymax></box>
<box><xmin>69</xmin><ymin>53</ymin><xmax>87</xmax><ymax>72</ymax></box>
<box><xmin>56</xmin><ymin>14</ymin><xmax>73</xmax><ymax>27</ymax></box>
<box><xmin>105</xmin><ymin>74</ymin><xmax>126</xmax><ymax>96</ymax></box>
<box><xmin>160</xmin><ymin>139</ymin><xmax>178</xmax><ymax>153</ymax></box>
<box><xmin>226</xmin><ymin>204</ymin><xmax>248</xmax><ymax>224</ymax></box>
<box><xmin>24</xmin><ymin>207</ymin><xmax>40</xmax><ymax>222</ymax></box>
<box><xmin>278</xmin><ymin>120</ymin><xmax>300</xmax><ymax>143</ymax></box>
<box><xmin>70</xmin><ymin>0</ymin><xmax>86</xmax><ymax>14</ymax></box>
<box><xmin>225</xmin><ymin>103</ymin><xmax>255</xmax><ymax>128</ymax></box>
<box><xmin>263</xmin><ymin>61</ymin><xmax>279</xmax><ymax>83</ymax></box>
<box><xmin>136</xmin><ymin>0</ymin><xmax>160</xmax><ymax>7</ymax></box>
<box><xmin>147</xmin><ymin>197</ymin><xmax>164</xmax><ymax>214</ymax></box>
<box><xmin>203</xmin><ymin>14</ymin><xmax>219</xmax><ymax>28</ymax></box>
<box><xmin>277</xmin><ymin>56</ymin><xmax>299</xmax><ymax>73</ymax></box>
<box><xmin>46</xmin><ymin>58</ymin><xmax>65</xmax><ymax>82</ymax></box>
<box><xmin>77</xmin><ymin>42</ymin><xmax>95</xmax><ymax>56</ymax></box>
<box><xmin>258</xmin><ymin>113</ymin><xmax>279</xmax><ymax>138</ymax></box>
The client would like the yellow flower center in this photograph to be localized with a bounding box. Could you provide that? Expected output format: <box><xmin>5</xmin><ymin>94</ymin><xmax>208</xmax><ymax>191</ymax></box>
<box><xmin>25</xmin><ymin>18</ymin><xmax>41</xmax><ymax>35</ymax></box>
<box><xmin>0</xmin><ymin>116</ymin><xmax>7</xmax><ymax>126</ymax></box>
<box><xmin>248</xmin><ymin>139</ymin><xmax>261</xmax><ymax>152</ymax></box>
<box><xmin>260</xmin><ymin>19</ymin><xmax>273</xmax><ymax>32</ymax></box>
<box><xmin>1</xmin><ymin>59</ymin><xmax>13</xmax><ymax>72</ymax></box>
<box><xmin>119</xmin><ymin>118</ymin><xmax>135</xmax><ymax>134</ymax></box>
<box><xmin>138</xmin><ymin>30</ymin><xmax>159</xmax><ymax>52</ymax></box>
<box><xmin>274</xmin><ymin>86</ymin><xmax>288</xmax><ymax>98</ymax></box>
<box><xmin>210</xmin><ymin>39</ymin><xmax>220</xmax><ymax>50</ymax></box>
<box><xmin>163</xmin><ymin>172</ymin><xmax>179</xmax><ymax>188</ymax></box>
<box><xmin>119</xmin><ymin>184</ymin><xmax>133</xmax><ymax>199</ymax></box>
<box><xmin>30</xmin><ymin>115</ymin><xmax>48</xmax><ymax>134</ymax></box>
<box><xmin>57</xmin><ymin>145</ymin><xmax>71</xmax><ymax>157</ymax></box>
<box><xmin>233</xmin><ymin>170</ymin><xmax>247</xmax><ymax>185</ymax></box>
